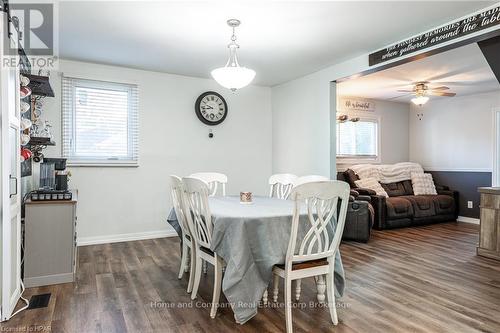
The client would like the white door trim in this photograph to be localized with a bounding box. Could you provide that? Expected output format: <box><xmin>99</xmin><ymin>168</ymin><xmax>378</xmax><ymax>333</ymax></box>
<box><xmin>493</xmin><ymin>107</ymin><xmax>500</xmax><ymax>187</ymax></box>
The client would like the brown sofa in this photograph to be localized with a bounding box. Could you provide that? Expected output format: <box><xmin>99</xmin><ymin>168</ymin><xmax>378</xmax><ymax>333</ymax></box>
<box><xmin>341</xmin><ymin>169</ymin><xmax>459</xmax><ymax>230</ymax></box>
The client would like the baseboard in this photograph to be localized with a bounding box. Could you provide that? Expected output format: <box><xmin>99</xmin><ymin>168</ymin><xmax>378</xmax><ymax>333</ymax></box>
<box><xmin>77</xmin><ymin>229</ymin><xmax>177</xmax><ymax>246</ymax></box>
<box><xmin>24</xmin><ymin>273</ymin><xmax>75</xmax><ymax>288</ymax></box>
<box><xmin>457</xmin><ymin>216</ymin><xmax>480</xmax><ymax>224</ymax></box>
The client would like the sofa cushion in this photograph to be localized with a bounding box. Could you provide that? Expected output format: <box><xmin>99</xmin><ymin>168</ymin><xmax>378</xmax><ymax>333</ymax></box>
<box><xmin>381</xmin><ymin>180</ymin><xmax>414</xmax><ymax>197</ymax></box>
<box><xmin>432</xmin><ymin>194</ymin><xmax>456</xmax><ymax>215</ymax></box>
<box><xmin>385</xmin><ymin>197</ymin><xmax>413</xmax><ymax>219</ymax></box>
<box><xmin>401</xmin><ymin>195</ymin><xmax>436</xmax><ymax>218</ymax></box>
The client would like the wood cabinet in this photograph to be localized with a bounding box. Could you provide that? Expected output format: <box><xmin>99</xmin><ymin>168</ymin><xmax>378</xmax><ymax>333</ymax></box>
<box><xmin>477</xmin><ymin>187</ymin><xmax>500</xmax><ymax>260</ymax></box>
<box><xmin>24</xmin><ymin>191</ymin><xmax>78</xmax><ymax>287</ymax></box>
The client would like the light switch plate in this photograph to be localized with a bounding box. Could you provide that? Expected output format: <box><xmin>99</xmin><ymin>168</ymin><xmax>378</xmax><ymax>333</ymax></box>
<box><xmin>467</xmin><ymin>201</ymin><xmax>473</xmax><ymax>209</ymax></box>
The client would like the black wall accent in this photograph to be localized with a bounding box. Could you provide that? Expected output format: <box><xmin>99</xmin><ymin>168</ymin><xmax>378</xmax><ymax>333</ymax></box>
<box><xmin>478</xmin><ymin>36</ymin><xmax>500</xmax><ymax>83</ymax></box>
<box><xmin>428</xmin><ymin>171</ymin><xmax>491</xmax><ymax>219</ymax></box>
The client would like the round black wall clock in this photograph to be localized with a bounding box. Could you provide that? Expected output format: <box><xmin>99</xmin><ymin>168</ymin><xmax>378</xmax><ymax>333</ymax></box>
<box><xmin>195</xmin><ymin>91</ymin><xmax>228</xmax><ymax>126</ymax></box>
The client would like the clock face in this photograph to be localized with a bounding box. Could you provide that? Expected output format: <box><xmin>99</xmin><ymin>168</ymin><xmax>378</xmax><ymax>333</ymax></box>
<box><xmin>195</xmin><ymin>91</ymin><xmax>228</xmax><ymax>126</ymax></box>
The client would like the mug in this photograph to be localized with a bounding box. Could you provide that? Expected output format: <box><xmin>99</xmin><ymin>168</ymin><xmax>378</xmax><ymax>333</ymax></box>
<box><xmin>240</xmin><ymin>191</ymin><xmax>252</xmax><ymax>204</ymax></box>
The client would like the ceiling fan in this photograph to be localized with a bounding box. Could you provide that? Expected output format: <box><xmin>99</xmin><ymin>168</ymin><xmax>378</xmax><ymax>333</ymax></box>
<box><xmin>396</xmin><ymin>81</ymin><xmax>456</xmax><ymax>106</ymax></box>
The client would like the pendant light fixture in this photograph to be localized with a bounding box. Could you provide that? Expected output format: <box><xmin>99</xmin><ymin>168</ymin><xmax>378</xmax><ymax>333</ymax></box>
<box><xmin>211</xmin><ymin>19</ymin><xmax>256</xmax><ymax>91</ymax></box>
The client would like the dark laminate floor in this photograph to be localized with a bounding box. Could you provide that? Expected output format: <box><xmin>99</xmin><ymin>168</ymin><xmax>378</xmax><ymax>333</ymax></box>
<box><xmin>2</xmin><ymin>222</ymin><xmax>500</xmax><ymax>333</ymax></box>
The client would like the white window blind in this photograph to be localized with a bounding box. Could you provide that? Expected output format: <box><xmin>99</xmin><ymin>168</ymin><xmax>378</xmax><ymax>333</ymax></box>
<box><xmin>62</xmin><ymin>77</ymin><xmax>138</xmax><ymax>166</ymax></box>
<box><xmin>336</xmin><ymin>119</ymin><xmax>378</xmax><ymax>159</ymax></box>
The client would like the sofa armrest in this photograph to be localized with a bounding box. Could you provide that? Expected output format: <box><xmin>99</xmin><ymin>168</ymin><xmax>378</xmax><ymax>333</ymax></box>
<box><xmin>357</xmin><ymin>195</ymin><xmax>372</xmax><ymax>202</ymax></box>
<box><xmin>370</xmin><ymin>195</ymin><xmax>387</xmax><ymax>230</ymax></box>
<box><xmin>355</xmin><ymin>187</ymin><xmax>377</xmax><ymax>196</ymax></box>
<box><xmin>436</xmin><ymin>188</ymin><xmax>459</xmax><ymax>218</ymax></box>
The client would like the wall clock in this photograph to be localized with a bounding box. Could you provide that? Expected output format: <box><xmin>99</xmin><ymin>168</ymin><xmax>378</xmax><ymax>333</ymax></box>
<box><xmin>195</xmin><ymin>91</ymin><xmax>228</xmax><ymax>126</ymax></box>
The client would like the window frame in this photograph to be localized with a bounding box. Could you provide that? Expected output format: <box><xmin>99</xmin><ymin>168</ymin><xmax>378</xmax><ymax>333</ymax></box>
<box><xmin>336</xmin><ymin>115</ymin><xmax>381</xmax><ymax>165</ymax></box>
<box><xmin>62</xmin><ymin>77</ymin><xmax>139</xmax><ymax>167</ymax></box>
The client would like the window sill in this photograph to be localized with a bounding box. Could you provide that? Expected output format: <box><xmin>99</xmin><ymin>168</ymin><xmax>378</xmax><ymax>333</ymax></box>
<box><xmin>67</xmin><ymin>161</ymin><xmax>139</xmax><ymax>168</ymax></box>
<box><xmin>336</xmin><ymin>157</ymin><xmax>380</xmax><ymax>171</ymax></box>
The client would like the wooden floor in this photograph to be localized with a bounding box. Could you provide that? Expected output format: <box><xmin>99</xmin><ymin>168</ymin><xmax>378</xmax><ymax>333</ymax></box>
<box><xmin>2</xmin><ymin>222</ymin><xmax>500</xmax><ymax>333</ymax></box>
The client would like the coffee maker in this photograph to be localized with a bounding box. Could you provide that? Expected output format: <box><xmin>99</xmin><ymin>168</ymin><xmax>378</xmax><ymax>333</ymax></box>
<box><xmin>30</xmin><ymin>158</ymin><xmax>72</xmax><ymax>201</ymax></box>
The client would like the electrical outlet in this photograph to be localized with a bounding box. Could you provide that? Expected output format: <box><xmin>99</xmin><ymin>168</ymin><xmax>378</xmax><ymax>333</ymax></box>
<box><xmin>467</xmin><ymin>201</ymin><xmax>473</xmax><ymax>209</ymax></box>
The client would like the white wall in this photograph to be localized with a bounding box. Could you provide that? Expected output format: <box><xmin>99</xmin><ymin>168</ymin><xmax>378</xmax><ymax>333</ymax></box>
<box><xmin>409</xmin><ymin>91</ymin><xmax>500</xmax><ymax>171</ymax></box>
<box><xmin>271</xmin><ymin>7</ymin><xmax>499</xmax><ymax>179</ymax></box>
<box><xmin>271</xmin><ymin>55</ymin><xmax>368</xmax><ymax>177</ymax></box>
<box><xmin>35</xmin><ymin>60</ymin><xmax>272</xmax><ymax>244</ymax></box>
<box><xmin>336</xmin><ymin>97</ymin><xmax>410</xmax><ymax>169</ymax></box>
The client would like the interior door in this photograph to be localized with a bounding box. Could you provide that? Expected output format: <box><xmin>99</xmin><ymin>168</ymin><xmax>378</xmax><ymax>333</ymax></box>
<box><xmin>0</xmin><ymin>12</ymin><xmax>22</xmax><ymax>321</ymax></box>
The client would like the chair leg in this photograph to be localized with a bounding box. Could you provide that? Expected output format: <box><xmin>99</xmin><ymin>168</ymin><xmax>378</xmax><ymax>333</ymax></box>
<box><xmin>284</xmin><ymin>278</ymin><xmax>293</xmax><ymax>333</ymax></box>
<box><xmin>273</xmin><ymin>274</ymin><xmax>280</xmax><ymax>303</ymax></box>
<box><xmin>262</xmin><ymin>289</ymin><xmax>268</xmax><ymax>305</ymax></box>
<box><xmin>191</xmin><ymin>254</ymin><xmax>203</xmax><ymax>300</ymax></box>
<box><xmin>295</xmin><ymin>279</ymin><xmax>301</xmax><ymax>301</ymax></box>
<box><xmin>210</xmin><ymin>256</ymin><xmax>223</xmax><ymax>318</ymax></box>
<box><xmin>178</xmin><ymin>241</ymin><xmax>188</xmax><ymax>279</ymax></box>
<box><xmin>185</xmin><ymin>247</ymin><xmax>190</xmax><ymax>273</ymax></box>
<box><xmin>326</xmin><ymin>270</ymin><xmax>338</xmax><ymax>325</ymax></box>
<box><xmin>315</xmin><ymin>275</ymin><xmax>326</xmax><ymax>303</ymax></box>
<box><xmin>187</xmin><ymin>243</ymin><xmax>196</xmax><ymax>293</ymax></box>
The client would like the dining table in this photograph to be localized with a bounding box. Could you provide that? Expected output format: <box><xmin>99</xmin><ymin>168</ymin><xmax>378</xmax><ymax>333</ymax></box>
<box><xmin>167</xmin><ymin>195</ymin><xmax>345</xmax><ymax>324</ymax></box>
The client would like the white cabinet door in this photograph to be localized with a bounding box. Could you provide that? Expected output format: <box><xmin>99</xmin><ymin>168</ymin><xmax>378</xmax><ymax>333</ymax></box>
<box><xmin>0</xmin><ymin>13</ymin><xmax>22</xmax><ymax>321</ymax></box>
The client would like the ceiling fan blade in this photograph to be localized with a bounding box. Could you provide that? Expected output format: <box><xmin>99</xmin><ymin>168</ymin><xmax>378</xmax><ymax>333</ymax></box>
<box><xmin>397</xmin><ymin>89</ymin><xmax>414</xmax><ymax>92</ymax></box>
<box><xmin>430</xmin><ymin>86</ymin><xmax>449</xmax><ymax>91</ymax></box>
<box><xmin>429</xmin><ymin>91</ymin><xmax>456</xmax><ymax>97</ymax></box>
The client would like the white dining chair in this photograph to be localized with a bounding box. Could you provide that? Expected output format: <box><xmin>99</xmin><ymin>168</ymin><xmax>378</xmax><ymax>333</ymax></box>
<box><xmin>269</xmin><ymin>173</ymin><xmax>298</xmax><ymax>199</ymax></box>
<box><xmin>182</xmin><ymin>177</ymin><xmax>224</xmax><ymax>319</ymax></box>
<box><xmin>271</xmin><ymin>180</ymin><xmax>350</xmax><ymax>333</ymax></box>
<box><xmin>189</xmin><ymin>172</ymin><xmax>227</xmax><ymax>196</ymax></box>
<box><xmin>170</xmin><ymin>175</ymin><xmax>197</xmax><ymax>293</ymax></box>
<box><xmin>292</xmin><ymin>175</ymin><xmax>330</xmax><ymax>188</ymax></box>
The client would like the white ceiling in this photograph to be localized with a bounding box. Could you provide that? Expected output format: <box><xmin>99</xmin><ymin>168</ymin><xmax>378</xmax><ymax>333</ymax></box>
<box><xmin>337</xmin><ymin>43</ymin><xmax>500</xmax><ymax>102</ymax></box>
<box><xmin>59</xmin><ymin>1</ymin><xmax>495</xmax><ymax>87</ymax></box>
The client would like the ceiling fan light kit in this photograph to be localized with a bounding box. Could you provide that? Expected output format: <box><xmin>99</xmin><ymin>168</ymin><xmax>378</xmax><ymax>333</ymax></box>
<box><xmin>211</xmin><ymin>19</ymin><xmax>256</xmax><ymax>91</ymax></box>
<box><xmin>411</xmin><ymin>95</ymin><xmax>429</xmax><ymax>106</ymax></box>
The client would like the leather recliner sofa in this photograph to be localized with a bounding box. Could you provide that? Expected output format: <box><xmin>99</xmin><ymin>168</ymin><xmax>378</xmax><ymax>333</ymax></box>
<box><xmin>341</xmin><ymin>169</ymin><xmax>459</xmax><ymax>230</ymax></box>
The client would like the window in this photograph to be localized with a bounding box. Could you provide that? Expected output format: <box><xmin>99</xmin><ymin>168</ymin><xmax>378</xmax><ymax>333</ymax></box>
<box><xmin>336</xmin><ymin>118</ymin><xmax>379</xmax><ymax>162</ymax></box>
<box><xmin>62</xmin><ymin>77</ymin><xmax>138</xmax><ymax>166</ymax></box>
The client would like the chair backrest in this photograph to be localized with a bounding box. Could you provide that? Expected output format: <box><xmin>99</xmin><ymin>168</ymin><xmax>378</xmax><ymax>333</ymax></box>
<box><xmin>269</xmin><ymin>173</ymin><xmax>298</xmax><ymax>199</ymax></box>
<box><xmin>292</xmin><ymin>175</ymin><xmax>330</xmax><ymax>187</ymax></box>
<box><xmin>182</xmin><ymin>177</ymin><xmax>213</xmax><ymax>249</ymax></box>
<box><xmin>189</xmin><ymin>172</ymin><xmax>227</xmax><ymax>196</ymax></box>
<box><xmin>170</xmin><ymin>175</ymin><xmax>191</xmax><ymax>237</ymax></box>
<box><xmin>286</xmin><ymin>181</ymin><xmax>350</xmax><ymax>267</ymax></box>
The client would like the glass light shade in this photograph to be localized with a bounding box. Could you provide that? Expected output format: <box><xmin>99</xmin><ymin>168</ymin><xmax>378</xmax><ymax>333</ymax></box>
<box><xmin>411</xmin><ymin>96</ymin><xmax>429</xmax><ymax>106</ymax></box>
<box><xmin>211</xmin><ymin>66</ymin><xmax>256</xmax><ymax>91</ymax></box>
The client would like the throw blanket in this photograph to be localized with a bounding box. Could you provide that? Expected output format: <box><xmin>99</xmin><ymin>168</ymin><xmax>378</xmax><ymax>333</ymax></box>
<box><xmin>351</xmin><ymin>162</ymin><xmax>424</xmax><ymax>184</ymax></box>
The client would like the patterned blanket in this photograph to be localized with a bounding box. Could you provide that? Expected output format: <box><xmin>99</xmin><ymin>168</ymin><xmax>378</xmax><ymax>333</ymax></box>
<box><xmin>350</xmin><ymin>162</ymin><xmax>424</xmax><ymax>184</ymax></box>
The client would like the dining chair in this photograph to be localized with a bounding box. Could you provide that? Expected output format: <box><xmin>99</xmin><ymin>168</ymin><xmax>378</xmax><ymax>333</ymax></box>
<box><xmin>271</xmin><ymin>180</ymin><xmax>350</xmax><ymax>333</ymax></box>
<box><xmin>269</xmin><ymin>173</ymin><xmax>298</xmax><ymax>199</ymax></box>
<box><xmin>189</xmin><ymin>172</ymin><xmax>228</xmax><ymax>196</ymax></box>
<box><xmin>292</xmin><ymin>175</ymin><xmax>330</xmax><ymax>187</ymax></box>
<box><xmin>170</xmin><ymin>175</ymin><xmax>196</xmax><ymax>293</ymax></box>
<box><xmin>182</xmin><ymin>177</ymin><xmax>224</xmax><ymax>319</ymax></box>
